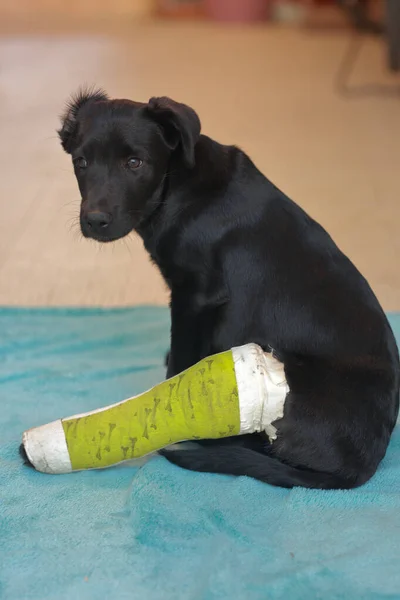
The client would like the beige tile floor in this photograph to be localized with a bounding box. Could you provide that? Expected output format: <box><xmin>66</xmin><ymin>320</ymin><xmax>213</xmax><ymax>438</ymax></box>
<box><xmin>0</xmin><ymin>22</ymin><xmax>399</xmax><ymax>309</ymax></box>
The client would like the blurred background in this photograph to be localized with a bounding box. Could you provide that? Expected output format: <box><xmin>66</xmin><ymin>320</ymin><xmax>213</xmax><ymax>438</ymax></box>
<box><xmin>0</xmin><ymin>0</ymin><xmax>398</xmax><ymax>309</ymax></box>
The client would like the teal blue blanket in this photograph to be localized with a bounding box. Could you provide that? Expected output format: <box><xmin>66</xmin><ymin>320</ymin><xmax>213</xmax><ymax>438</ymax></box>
<box><xmin>1</xmin><ymin>308</ymin><xmax>399</xmax><ymax>600</ymax></box>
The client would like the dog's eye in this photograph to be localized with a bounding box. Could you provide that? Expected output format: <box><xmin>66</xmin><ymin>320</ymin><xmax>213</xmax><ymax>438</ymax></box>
<box><xmin>75</xmin><ymin>157</ymin><xmax>88</xmax><ymax>169</ymax></box>
<box><xmin>127</xmin><ymin>157</ymin><xmax>143</xmax><ymax>170</ymax></box>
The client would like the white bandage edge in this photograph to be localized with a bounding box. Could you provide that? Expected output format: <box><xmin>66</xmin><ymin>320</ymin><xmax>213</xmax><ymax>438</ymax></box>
<box><xmin>21</xmin><ymin>395</ymin><xmax>144</xmax><ymax>474</ymax></box>
<box><xmin>232</xmin><ymin>344</ymin><xmax>289</xmax><ymax>441</ymax></box>
<box><xmin>22</xmin><ymin>420</ymin><xmax>72</xmax><ymax>474</ymax></box>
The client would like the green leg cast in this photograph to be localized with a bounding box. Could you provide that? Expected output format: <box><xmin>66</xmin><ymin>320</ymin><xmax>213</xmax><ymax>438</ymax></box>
<box><xmin>23</xmin><ymin>350</ymin><xmax>241</xmax><ymax>473</ymax></box>
<box><xmin>64</xmin><ymin>350</ymin><xmax>240</xmax><ymax>470</ymax></box>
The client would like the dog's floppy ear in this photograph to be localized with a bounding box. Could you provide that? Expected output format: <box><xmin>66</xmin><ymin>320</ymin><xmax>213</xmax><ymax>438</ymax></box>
<box><xmin>147</xmin><ymin>97</ymin><xmax>201</xmax><ymax>168</ymax></box>
<box><xmin>58</xmin><ymin>87</ymin><xmax>108</xmax><ymax>154</ymax></box>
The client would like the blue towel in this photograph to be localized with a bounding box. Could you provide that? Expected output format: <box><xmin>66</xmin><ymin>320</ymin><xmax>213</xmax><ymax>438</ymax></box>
<box><xmin>0</xmin><ymin>307</ymin><xmax>399</xmax><ymax>600</ymax></box>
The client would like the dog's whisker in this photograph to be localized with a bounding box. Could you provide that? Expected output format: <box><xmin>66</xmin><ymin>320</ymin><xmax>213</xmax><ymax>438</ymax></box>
<box><xmin>121</xmin><ymin>237</ymin><xmax>133</xmax><ymax>257</ymax></box>
<box><xmin>66</xmin><ymin>215</ymin><xmax>79</xmax><ymax>225</ymax></box>
<box><xmin>40</xmin><ymin>135</ymin><xmax>60</xmax><ymax>142</ymax></box>
<box><xmin>54</xmin><ymin>167</ymin><xmax>73</xmax><ymax>174</ymax></box>
<box><xmin>68</xmin><ymin>212</ymin><xmax>79</xmax><ymax>222</ymax></box>
<box><xmin>62</xmin><ymin>199</ymin><xmax>80</xmax><ymax>208</ymax></box>
<box><xmin>65</xmin><ymin>213</ymin><xmax>79</xmax><ymax>222</ymax></box>
<box><xmin>69</xmin><ymin>225</ymin><xmax>80</xmax><ymax>235</ymax></box>
<box><xmin>69</xmin><ymin>225</ymin><xmax>83</xmax><ymax>243</ymax></box>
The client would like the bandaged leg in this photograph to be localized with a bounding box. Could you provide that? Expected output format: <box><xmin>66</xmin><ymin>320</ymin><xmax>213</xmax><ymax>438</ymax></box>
<box><xmin>21</xmin><ymin>344</ymin><xmax>288</xmax><ymax>474</ymax></box>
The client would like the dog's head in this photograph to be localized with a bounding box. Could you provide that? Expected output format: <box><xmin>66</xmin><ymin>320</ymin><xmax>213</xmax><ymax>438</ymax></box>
<box><xmin>58</xmin><ymin>88</ymin><xmax>201</xmax><ymax>242</ymax></box>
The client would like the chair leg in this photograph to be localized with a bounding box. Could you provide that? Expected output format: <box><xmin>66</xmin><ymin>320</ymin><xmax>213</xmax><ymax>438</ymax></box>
<box><xmin>386</xmin><ymin>0</ymin><xmax>400</xmax><ymax>71</ymax></box>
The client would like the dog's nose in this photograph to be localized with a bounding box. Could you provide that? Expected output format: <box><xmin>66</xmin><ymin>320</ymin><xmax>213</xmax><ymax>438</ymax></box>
<box><xmin>85</xmin><ymin>211</ymin><xmax>112</xmax><ymax>231</ymax></box>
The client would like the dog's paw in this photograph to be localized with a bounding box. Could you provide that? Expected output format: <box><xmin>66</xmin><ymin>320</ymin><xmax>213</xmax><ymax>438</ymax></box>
<box><xmin>19</xmin><ymin>443</ymin><xmax>35</xmax><ymax>469</ymax></box>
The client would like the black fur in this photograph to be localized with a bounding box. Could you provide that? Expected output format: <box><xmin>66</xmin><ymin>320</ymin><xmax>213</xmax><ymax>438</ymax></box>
<box><xmin>58</xmin><ymin>88</ymin><xmax>400</xmax><ymax>489</ymax></box>
<box><xmin>58</xmin><ymin>86</ymin><xmax>109</xmax><ymax>154</ymax></box>
<box><xmin>19</xmin><ymin>443</ymin><xmax>34</xmax><ymax>469</ymax></box>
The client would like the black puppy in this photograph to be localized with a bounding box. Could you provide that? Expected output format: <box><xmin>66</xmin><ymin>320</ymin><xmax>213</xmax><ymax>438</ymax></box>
<box><xmin>58</xmin><ymin>88</ymin><xmax>399</xmax><ymax>489</ymax></box>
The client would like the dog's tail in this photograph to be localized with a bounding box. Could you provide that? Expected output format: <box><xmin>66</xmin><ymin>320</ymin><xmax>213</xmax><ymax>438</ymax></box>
<box><xmin>159</xmin><ymin>446</ymin><xmax>364</xmax><ymax>490</ymax></box>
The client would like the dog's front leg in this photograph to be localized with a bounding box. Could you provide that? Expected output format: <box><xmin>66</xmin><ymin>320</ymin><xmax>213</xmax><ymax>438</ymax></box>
<box><xmin>166</xmin><ymin>294</ymin><xmax>204</xmax><ymax>378</ymax></box>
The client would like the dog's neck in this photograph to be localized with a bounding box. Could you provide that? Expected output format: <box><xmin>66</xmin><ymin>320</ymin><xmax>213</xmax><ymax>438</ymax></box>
<box><xmin>135</xmin><ymin>136</ymin><xmax>210</xmax><ymax>256</ymax></box>
<box><xmin>135</xmin><ymin>166</ymin><xmax>172</xmax><ymax>246</ymax></box>
<box><xmin>134</xmin><ymin>135</ymin><xmax>265</xmax><ymax>275</ymax></box>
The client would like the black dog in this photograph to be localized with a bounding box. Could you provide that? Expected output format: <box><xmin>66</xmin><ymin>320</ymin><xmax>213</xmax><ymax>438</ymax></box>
<box><xmin>58</xmin><ymin>88</ymin><xmax>399</xmax><ymax>489</ymax></box>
